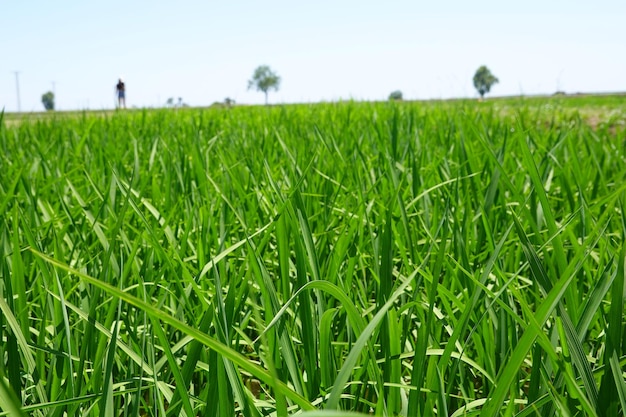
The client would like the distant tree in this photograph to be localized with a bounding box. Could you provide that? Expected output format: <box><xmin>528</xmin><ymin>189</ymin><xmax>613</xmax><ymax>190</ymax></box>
<box><xmin>178</xmin><ymin>97</ymin><xmax>183</xmax><ymax>107</ymax></box>
<box><xmin>473</xmin><ymin>66</ymin><xmax>499</xmax><ymax>99</ymax></box>
<box><xmin>388</xmin><ymin>90</ymin><xmax>403</xmax><ymax>101</ymax></box>
<box><xmin>41</xmin><ymin>91</ymin><xmax>55</xmax><ymax>111</ymax></box>
<box><xmin>248</xmin><ymin>65</ymin><xmax>280</xmax><ymax>105</ymax></box>
<box><xmin>224</xmin><ymin>97</ymin><xmax>235</xmax><ymax>107</ymax></box>
<box><xmin>166</xmin><ymin>97</ymin><xmax>174</xmax><ymax>107</ymax></box>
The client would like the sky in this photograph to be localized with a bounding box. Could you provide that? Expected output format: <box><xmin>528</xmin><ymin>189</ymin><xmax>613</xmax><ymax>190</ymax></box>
<box><xmin>1</xmin><ymin>0</ymin><xmax>625</xmax><ymax>112</ymax></box>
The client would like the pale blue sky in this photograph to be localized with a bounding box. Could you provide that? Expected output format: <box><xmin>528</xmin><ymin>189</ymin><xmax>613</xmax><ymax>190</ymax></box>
<box><xmin>1</xmin><ymin>1</ymin><xmax>625</xmax><ymax>112</ymax></box>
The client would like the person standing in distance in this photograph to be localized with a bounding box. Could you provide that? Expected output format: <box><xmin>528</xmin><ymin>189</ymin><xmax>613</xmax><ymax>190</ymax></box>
<box><xmin>116</xmin><ymin>78</ymin><xmax>126</xmax><ymax>109</ymax></box>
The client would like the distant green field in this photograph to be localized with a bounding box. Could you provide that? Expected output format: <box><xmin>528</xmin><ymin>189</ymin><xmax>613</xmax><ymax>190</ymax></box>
<box><xmin>1</xmin><ymin>98</ymin><xmax>625</xmax><ymax>416</ymax></box>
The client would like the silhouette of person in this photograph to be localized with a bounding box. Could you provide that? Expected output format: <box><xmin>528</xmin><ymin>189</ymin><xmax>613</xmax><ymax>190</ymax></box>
<box><xmin>116</xmin><ymin>78</ymin><xmax>126</xmax><ymax>108</ymax></box>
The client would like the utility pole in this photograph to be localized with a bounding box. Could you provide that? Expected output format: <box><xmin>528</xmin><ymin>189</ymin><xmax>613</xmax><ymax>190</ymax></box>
<box><xmin>14</xmin><ymin>71</ymin><xmax>21</xmax><ymax>112</ymax></box>
<box><xmin>556</xmin><ymin>69</ymin><xmax>564</xmax><ymax>93</ymax></box>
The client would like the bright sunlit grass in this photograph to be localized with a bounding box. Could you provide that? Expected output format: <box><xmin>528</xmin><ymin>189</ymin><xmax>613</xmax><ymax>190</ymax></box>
<box><xmin>1</xmin><ymin>97</ymin><xmax>625</xmax><ymax>416</ymax></box>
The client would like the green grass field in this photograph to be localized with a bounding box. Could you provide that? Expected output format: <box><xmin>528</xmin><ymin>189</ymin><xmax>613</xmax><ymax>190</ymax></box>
<box><xmin>1</xmin><ymin>97</ymin><xmax>625</xmax><ymax>416</ymax></box>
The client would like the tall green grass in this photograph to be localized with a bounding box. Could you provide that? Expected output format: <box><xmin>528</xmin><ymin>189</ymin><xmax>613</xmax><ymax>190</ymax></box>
<box><xmin>1</xmin><ymin>100</ymin><xmax>625</xmax><ymax>416</ymax></box>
